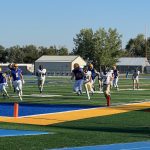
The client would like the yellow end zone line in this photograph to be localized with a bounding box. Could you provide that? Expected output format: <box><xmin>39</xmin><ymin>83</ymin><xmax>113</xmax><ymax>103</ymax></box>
<box><xmin>0</xmin><ymin>102</ymin><xmax>149</xmax><ymax>126</ymax></box>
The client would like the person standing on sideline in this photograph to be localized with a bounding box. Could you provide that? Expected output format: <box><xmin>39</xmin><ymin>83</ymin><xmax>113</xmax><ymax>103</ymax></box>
<box><xmin>113</xmin><ymin>65</ymin><xmax>119</xmax><ymax>90</ymax></box>
<box><xmin>126</xmin><ymin>71</ymin><xmax>129</xmax><ymax>79</ymax></box>
<box><xmin>36</xmin><ymin>65</ymin><xmax>47</xmax><ymax>93</ymax></box>
<box><xmin>10</xmin><ymin>64</ymin><xmax>24</xmax><ymax>101</ymax></box>
<box><xmin>132</xmin><ymin>68</ymin><xmax>140</xmax><ymax>90</ymax></box>
<box><xmin>102</xmin><ymin>66</ymin><xmax>113</xmax><ymax>107</ymax></box>
<box><xmin>0</xmin><ymin>67</ymin><xmax>9</xmax><ymax>98</ymax></box>
<box><xmin>71</xmin><ymin>63</ymin><xmax>84</xmax><ymax>96</ymax></box>
<box><xmin>83</xmin><ymin>66</ymin><xmax>94</xmax><ymax>100</ymax></box>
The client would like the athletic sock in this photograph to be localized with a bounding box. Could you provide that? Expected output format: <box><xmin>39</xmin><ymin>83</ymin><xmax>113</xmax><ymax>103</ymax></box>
<box><xmin>106</xmin><ymin>95</ymin><xmax>111</xmax><ymax>106</ymax></box>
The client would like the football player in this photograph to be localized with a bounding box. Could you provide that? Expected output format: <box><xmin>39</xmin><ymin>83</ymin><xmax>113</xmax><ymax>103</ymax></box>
<box><xmin>36</xmin><ymin>65</ymin><xmax>47</xmax><ymax>93</ymax></box>
<box><xmin>10</xmin><ymin>64</ymin><xmax>24</xmax><ymax>101</ymax></box>
<box><xmin>83</xmin><ymin>66</ymin><xmax>94</xmax><ymax>100</ymax></box>
<box><xmin>71</xmin><ymin>63</ymin><xmax>84</xmax><ymax>95</ymax></box>
<box><xmin>102</xmin><ymin>66</ymin><xmax>113</xmax><ymax>106</ymax></box>
<box><xmin>0</xmin><ymin>67</ymin><xmax>9</xmax><ymax>98</ymax></box>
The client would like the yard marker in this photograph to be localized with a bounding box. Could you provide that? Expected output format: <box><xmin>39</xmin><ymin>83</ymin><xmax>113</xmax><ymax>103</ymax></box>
<box><xmin>14</xmin><ymin>102</ymin><xmax>19</xmax><ymax>117</ymax></box>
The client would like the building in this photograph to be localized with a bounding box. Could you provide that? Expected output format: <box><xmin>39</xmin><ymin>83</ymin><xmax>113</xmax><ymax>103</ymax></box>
<box><xmin>34</xmin><ymin>55</ymin><xmax>86</xmax><ymax>76</ymax></box>
<box><xmin>116</xmin><ymin>57</ymin><xmax>150</xmax><ymax>73</ymax></box>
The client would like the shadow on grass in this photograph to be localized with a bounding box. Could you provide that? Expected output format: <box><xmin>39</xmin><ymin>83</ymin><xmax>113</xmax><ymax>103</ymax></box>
<box><xmin>50</xmin><ymin>124</ymin><xmax>150</xmax><ymax>136</ymax></box>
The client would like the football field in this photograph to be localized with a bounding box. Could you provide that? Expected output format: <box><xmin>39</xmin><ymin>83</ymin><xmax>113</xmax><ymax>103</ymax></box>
<box><xmin>0</xmin><ymin>75</ymin><xmax>149</xmax><ymax>150</ymax></box>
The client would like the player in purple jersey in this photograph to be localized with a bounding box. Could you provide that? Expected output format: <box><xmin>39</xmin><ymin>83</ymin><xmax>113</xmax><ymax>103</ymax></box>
<box><xmin>10</xmin><ymin>64</ymin><xmax>24</xmax><ymax>101</ymax></box>
<box><xmin>0</xmin><ymin>68</ymin><xmax>9</xmax><ymax>98</ymax></box>
<box><xmin>71</xmin><ymin>63</ymin><xmax>84</xmax><ymax>95</ymax></box>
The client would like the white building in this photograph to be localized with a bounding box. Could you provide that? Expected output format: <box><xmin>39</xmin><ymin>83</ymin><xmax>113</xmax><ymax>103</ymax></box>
<box><xmin>116</xmin><ymin>57</ymin><xmax>150</xmax><ymax>73</ymax></box>
<box><xmin>34</xmin><ymin>55</ymin><xmax>86</xmax><ymax>76</ymax></box>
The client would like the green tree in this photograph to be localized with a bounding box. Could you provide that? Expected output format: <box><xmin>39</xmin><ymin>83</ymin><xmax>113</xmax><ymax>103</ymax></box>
<box><xmin>0</xmin><ymin>45</ymin><xmax>7</xmax><ymax>63</ymax></box>
<box><xmin>6</xmin><ymin>45</ymin><xmax>24</xmax><ymax>63</ymax></box>
<box><xmin>72</xmin><ymin>28</ymin><xmax>122</xmax><ymax>69</ymax></box>
<box><xmin>125</xmin><ymin>34</ymin><xmax>146</xmax><ymax>57</ymax></box>
<box><xmin>146</xmin><ymin>37</ymin><xmax>150</xmax><ymax>60</ymax></box>
<box><xmin>94</xmin><ymin>28</ymin><xmax>122</xmax><ymax>68</ymax></box>
<box><xmin>39</xmin><ymin>46</ymin><xmax>58</xmax><ymax>56</ymax></box>
<box><xmin>38</xmin><ymin>46</ymin><xmax>49</xmax><ymax>56</ymax></box>
<box><xmin>73</xmin><ymin>28</ymin><xmax>95</xmax><ymax>61</ymax></box>
<box><xmin>58</xmin><ymin>47</ymin><xmax>69</xmax><ymax>55</ymax></box>
<box><xmin>22</xmin><ymin>45</ymin><xmax>39</xmax><ymax>63</ymax></box>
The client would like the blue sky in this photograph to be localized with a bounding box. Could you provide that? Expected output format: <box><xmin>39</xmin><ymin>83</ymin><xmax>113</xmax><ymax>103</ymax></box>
<box><xmin>0</xmin><ymin>0</ymin><xmax>150</xmax><ymax>51</ymax></box>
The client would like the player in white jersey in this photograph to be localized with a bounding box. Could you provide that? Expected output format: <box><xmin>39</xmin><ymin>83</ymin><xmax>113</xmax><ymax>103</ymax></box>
<box><xmin>83</xmin><ymin>66</ymin><xmax>94</xmax><ymax>100</ymax></box>
<box><xmin>102</xmin><ymin>67</ymin><xmax>113</xmax><ymax>106</ymax></box>
<box><xmin>132</xmin><ymin>68</ymin><xmax>140</xmax><ymax>90</ymax></box>
<box><xmin>36</xmin><ymin>65</ymin><xmax>47</xmax><ymax>93</ymax></box>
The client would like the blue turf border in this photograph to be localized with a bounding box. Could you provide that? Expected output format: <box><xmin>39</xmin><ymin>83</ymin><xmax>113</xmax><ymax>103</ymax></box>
<box><xmin>0</xmin><ymin>129</ymin><xmax>52</xmax><ymax>137</ymax></box>
<box><xmin>51</xmin><ymin>141</ymin><xmax>150</xmax><ymax>150</ymax></box>
<box><xmin>0</xmin><ymin>102</ymin><xmax>99</xmax><ymax>117</ymax></box>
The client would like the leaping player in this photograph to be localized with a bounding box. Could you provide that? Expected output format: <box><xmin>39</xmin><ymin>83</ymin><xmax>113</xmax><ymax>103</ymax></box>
<box><xmin>10</xmin><ymin>64</ymin><xmax>24</xmax><ymax>101</ymax></box>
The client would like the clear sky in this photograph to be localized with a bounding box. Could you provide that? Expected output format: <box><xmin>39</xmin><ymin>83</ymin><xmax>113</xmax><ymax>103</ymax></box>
<box><xmin>0</xmin><ymin>0</ymin><xmax>150</xmax><ymax>51</ymax></box>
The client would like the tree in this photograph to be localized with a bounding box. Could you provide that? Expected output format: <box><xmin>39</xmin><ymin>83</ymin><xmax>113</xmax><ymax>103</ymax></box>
<box><xmin>73</xmin><ymin>28</ymin><xmax>95</xmax><ymax>61</ymax></box>
<box><xmin>125</xmin><ymin>34</ymin><xmax>146</xmax><ymax>57</ymax></box>
<box><xmin>0</xmin><ymin>45</ymin><xmax>7</xmax><ymax>63</ymax></box>
<box><xmin>57</xmin><ymin>47</ymin><xmax>69</xmax><ymax>55</ymax></box>
<box><xmin>146</xmin><ymin>37</ymin><xmax>150</xmax><ymax>60</ymax></box>
<box><xmin>22</xmin><ymin>45</ymin><xmax>39</xmax><ymax>63</ymax></box>
<box><xmin>72</xmin><ymin>28</ymin><xmax>122</xmax><ymax>69</ymax></box>
<box><xmin>38</xmin><ymin>46</ymin><xmax>58</xmax><ymax>56</ymax></box>
<box><xmin>94</xmin><ymin>28</ymin><xmax>122</xmax><ymax>68</ymax></box>
<box><xmin>38</xmin><ymin>46</ymin><xmax>49</xmax><ymax>56</ymax></box>
<box><xmin>6</xmin><ymin>45</ymin><xmax>24</xmax><ymax>63</ymax></box>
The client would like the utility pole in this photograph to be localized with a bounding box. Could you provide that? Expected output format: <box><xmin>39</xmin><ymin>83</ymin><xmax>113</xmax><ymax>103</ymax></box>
<box><xmin>145</xmin><ymin>25</ymin><xmax>147</xmax><ymax>59</ymax></box>
<box><xmin>145</xmin><ymin>25</ymin><xmax>150</xmax><ymax>61</ymax></box>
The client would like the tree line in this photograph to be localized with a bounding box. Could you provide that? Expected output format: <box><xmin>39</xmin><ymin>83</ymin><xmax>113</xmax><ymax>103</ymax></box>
<box><xmin>0</xmin><ymin>27</ymin><xmax>150</xmax><ymax>68</ymax></box>
<box><xmin>0</xmin><ymin>45</ymin><xmax>69</xmax><ymax>63</ymax></box>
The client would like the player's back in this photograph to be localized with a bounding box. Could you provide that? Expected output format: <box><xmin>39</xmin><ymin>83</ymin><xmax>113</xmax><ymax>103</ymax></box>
<box><xmin>11</xmin><ymin>68</ymin><xmax>22</xmax><ymax>81</ymax></box>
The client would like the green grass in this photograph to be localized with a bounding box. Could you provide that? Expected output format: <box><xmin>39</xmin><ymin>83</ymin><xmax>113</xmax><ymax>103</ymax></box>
<box><xmin>0</xmin><ymin>76</ymin><xmax>150</xmax><ymax>150</ymax></box>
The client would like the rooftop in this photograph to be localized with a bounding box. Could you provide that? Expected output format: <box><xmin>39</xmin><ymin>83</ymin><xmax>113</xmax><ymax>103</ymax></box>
<box><xmin>116</xmin><ymin>57</ymin><xmax>149</xmax><ymax>66</ymax></box>
<box><xmin>35</xmin><ymin>55</ymin><xmax>80</xmax><ymax>62</ymax></box>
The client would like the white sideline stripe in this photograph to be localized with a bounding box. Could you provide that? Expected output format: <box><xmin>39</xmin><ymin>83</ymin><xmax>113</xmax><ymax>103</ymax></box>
<box><xmin>11</xmin><ymin>94</ymin><xmax>62</xmax><ymax>97</ymax></box>
<box><xmin>82</xmin><ymin>91</ymin><xmax>103</xmax><ymax>94</ymax></box>
<box><xmin>119</xmin><ymin>88</ymin><xmax>149</xmax><ymax>91</ymax></box>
